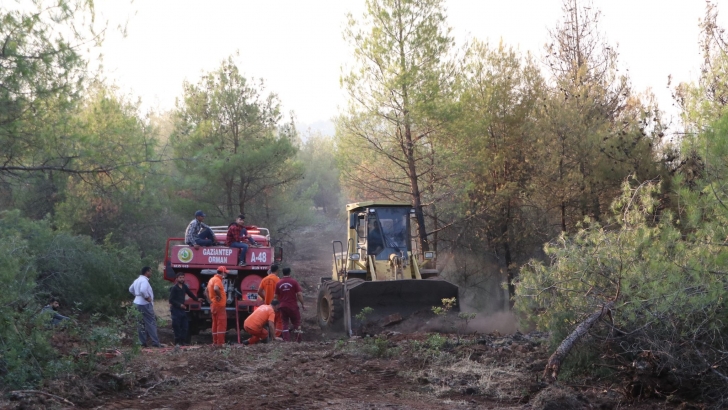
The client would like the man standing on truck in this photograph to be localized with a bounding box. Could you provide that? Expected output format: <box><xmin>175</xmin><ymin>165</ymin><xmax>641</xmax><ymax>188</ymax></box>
<box><xmin>257</xmin><ymin>264</ymin><xmax>280</xmax><ymax>304</ymax></box>
<box><xmin>206</xmin><ymin>266</ymin><xmax>228</xmax><ymax>346</ymax></box>
<box><xmin>169</xmin><ymin>273</ymin><xmax>199</xmax><ymax>346</ymax></box>
<box><xmin>275</xmin><ymin>267</ymin><xmax>305</xmax><ymax>342</ymax></box>
<box><xmin>225</xmin><ymin>214</ymin><xmax>257</xmax><ymax>266</ymax></box>
<box><xmin>186</xmin><ymin>210</ymin><xmax>217</xmax><ymax>249</ymax></box>
<box><xmin>242</xmin><ymin>300</ymin><xmax>280</xmax><ymax>345</ymax></box>
<box><xmin>129</xmin><ymin>266</ymin><xmax>162</xmax><ymax>348</ymax></box>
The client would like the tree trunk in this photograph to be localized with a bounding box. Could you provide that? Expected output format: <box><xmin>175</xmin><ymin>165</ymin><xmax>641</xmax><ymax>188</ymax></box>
<box><xmin>237</xmin><ymin>173</ymin><xmax>247</xmax><ymax>215</ymax></box>
<box><xmin>264</xmin><ymin>191</ymin><xmax>270</xmax><ymax>226</ymax></box>
<box><xmin>431</xmin><ymin>202</ymin><xmax>438</xmax><ymax>254</ymax></box>
<box><xmin>502</xmin><ymin>203</ymin><xmax>515</xmax><ymax>307</ymax></box>
<box><xmin>398</xmin><ymin>9</ymin><xmax>429</xmax><ymax>254</ymax></box>
<box><xmin>408</xmin><ymin>143</ymin><xmax>429</xmax><ymax>253</ymax></box>
<box><xmin>544</xmin><ymin>301</ymin><xmax>614</xmax><ymax>381</ymax></box>
<box><xmin>429</xmin><ymin>153</ymin><xmax>438</xmax><ymax>255</ymax></box>
<box><xmin>559</xmin><ymin>150</ymin><xmax>567</xmax><ymax>232</ymax></box>
<box><xmin>592</xmin><ymin>187</ymin><xmax>601</xmax><ymax>222</ymax></box>
<box><xmin>225</xmin><ymin>177</ymin><xmax>234</xmax><ymax>216</ymax></box>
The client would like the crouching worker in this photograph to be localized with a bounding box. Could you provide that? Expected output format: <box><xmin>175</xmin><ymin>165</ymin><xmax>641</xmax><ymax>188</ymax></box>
<box><xmin>169</xmin><ymin>273</ymin><xmax>199</xmax><ymax>346</ymax></box>
<box><xmin>243</xmin><ymin>300</ymin><xmax>280</xmax><ymax>345</ymax></box>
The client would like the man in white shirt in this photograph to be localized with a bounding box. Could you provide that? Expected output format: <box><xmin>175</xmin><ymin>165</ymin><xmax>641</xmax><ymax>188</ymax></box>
<box><xmin>129</xmin><ymin>266</ymin><xmax>162</xmax><ymax>347</ymax></box>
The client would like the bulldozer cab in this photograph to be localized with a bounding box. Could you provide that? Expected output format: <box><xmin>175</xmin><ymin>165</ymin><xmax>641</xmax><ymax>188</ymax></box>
<box><xmin>319</xmin><ymin>201</ymin><xmax>459</xmax><ymax>335</ymax></box>
<box><xmin>349</xmin><ymin>205</ymin><xmax>411</xmax><ymax>267</ymax></box>
<box><xmin>361</xmin><ymin>207</ymin><xmax>410</xmax><ymax>257</ymax></box>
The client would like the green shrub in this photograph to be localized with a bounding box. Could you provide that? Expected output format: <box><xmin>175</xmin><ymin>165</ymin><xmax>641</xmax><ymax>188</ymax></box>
<box><xmin>361</xmin><ymin>335</ymin><xmax>399</xmax><ymax>358</ymax></box>
<box><xmin>426</xmin><ymin>333</ymin><xmax>448</xmax><ymax>351</ymax></box>
<box><xmin>0</xmin><ymin>211</ymin><xmax>145</xmax><ymax>390</ymax></box>
<box><xmin>0</xmin><ymin>210</ymin><xmax>158</xmax><ymax>315</ymax></box>
<box><xmin>515</xmin><ymin>171</ymin><xmax>728</xmax><ymax>400</ymax></box>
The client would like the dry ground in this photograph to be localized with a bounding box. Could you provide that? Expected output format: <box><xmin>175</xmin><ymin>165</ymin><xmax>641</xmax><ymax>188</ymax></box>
<box><xmin>1</xmin><ymin>220</ymin><xmax>699</xmax><ymax>409</ymax></box>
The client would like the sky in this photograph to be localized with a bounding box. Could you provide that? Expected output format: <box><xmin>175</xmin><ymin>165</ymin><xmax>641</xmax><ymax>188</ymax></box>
<box><xmin>93</xmin><ymin>0</ymin><xmax>726</xmax><ymax>135</ymax></box>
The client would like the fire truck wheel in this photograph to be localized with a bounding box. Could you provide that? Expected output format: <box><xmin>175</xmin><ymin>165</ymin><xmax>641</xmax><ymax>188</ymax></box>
<box><xmin>317</xmin><ymin>280</ymin><xmax>344</xmax><ymax>330</ymax></box>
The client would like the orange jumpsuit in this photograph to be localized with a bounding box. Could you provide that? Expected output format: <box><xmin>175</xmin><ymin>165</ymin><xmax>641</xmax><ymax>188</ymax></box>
<box><xmin>207</xmin><ymin>274</ymin><xmax>227</xmax><ymax>345</ymax></box>
<box><xmin>258</xmin><ymin>273</ymin><xmax>279</xmax><ymax>305</ymax></box>
<box><xmin>244</xmin><ymin>304</ymin><xmax>275</xmax><ymax>345</ymax></box>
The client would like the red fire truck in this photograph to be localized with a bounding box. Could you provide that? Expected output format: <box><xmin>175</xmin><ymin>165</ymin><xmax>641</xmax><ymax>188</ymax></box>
<box><xmin>163</xmin><ymin>225</ymin><xmax>282</xmax><ymax>341</ymax></box>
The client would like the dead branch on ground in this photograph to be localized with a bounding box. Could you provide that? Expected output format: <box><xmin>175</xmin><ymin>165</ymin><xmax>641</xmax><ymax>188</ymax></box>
<box><xmin>543</xmin><ymin>301</ymin><xmax>615</xmax><ymax>382</ymax></box>
<box><xmin>9</xmin><ymin>390</ymin><xmax>76</xmax><ymax>407</ymax></box>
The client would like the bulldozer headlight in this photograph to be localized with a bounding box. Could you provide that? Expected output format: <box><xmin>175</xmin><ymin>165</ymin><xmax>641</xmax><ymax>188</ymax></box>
<box><xmin>349</xmin><ymin>253</ymin><xmax>361</xmax><ymax>260</ymax></box>
<box><xmin>424</xmin><ymin>251</ymin><xmax>435</xmax><ymax>260</ymax></box>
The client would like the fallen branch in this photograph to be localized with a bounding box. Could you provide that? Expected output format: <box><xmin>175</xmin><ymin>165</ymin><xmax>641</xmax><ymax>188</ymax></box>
<box><xmin>139</xmin><ymin>377</ymin><xmax>178</xmax><ymax>397</ymax></box>
<box><xmin>543</xmin><ymin>301</ymin><xmax>614</xmax><ymax>382</ymax></box>
<box><xmin>9</xmin><ymin>390</ymin><xmax>75</xmax><ymax>407</ymax></box>
<box><xmin>692</xmin><ymin>341</ymin><xmax>728</xmax><ymax>384</ymax></box>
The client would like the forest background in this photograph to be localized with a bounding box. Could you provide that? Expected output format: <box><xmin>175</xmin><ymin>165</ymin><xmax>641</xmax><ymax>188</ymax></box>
<box><xmin>2</xmin><ymin>0</ymin><xmax>728</xmax><ymax>404</ymax></box>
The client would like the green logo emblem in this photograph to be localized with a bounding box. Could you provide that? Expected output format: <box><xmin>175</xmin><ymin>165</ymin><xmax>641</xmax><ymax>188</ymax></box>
<box><xmin>178</xmin><ymin>248</ymin><xmax>193</xmax><ymax>263</ymax></box>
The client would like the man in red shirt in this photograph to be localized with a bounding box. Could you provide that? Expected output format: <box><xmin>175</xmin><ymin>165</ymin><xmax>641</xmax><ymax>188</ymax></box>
<box><xmin>243</xmin><ymin>300</ymin><xmax>280</xmax><ymax>345</ymax></box>
<box><xmin>274</xmin><ymin>267</ymin><xmax>305</xmax><ymax>342</ymax></box>
<box><xmin>225</xmin><ymin>214</ymin><xmax>258</xmax><ymax>266</ymax></box>
<box><xmin>206</xmin><ymin>266</ymin><xmax>228</xmax><ymax>346</ymax></box>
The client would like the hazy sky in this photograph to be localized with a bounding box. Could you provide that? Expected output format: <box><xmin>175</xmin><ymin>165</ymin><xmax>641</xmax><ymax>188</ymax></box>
<box><xmin>95</xmin><ymin>0</ymin><xmax>725</xmax><ymax>135</ymax></box>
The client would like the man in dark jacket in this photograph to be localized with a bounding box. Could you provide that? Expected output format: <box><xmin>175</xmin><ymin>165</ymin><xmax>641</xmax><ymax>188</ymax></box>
<box><xmin>169</xmin><ymin>273</ymin><xmax>199</xmax><ymax>345</ymax></box>
<box><xmin>41</xmin><ymin>297</ymin><xmax>70</xmax><ymax>326</ymax></box>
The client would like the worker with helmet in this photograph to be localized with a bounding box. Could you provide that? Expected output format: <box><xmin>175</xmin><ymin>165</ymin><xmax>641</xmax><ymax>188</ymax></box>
<box><xmin>206</xmin><ymin>266</ymin><xmax>228</xmax><ymax>346</ymax></box>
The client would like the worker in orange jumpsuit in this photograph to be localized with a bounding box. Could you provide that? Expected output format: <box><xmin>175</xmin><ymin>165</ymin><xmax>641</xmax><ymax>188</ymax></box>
<box><xmin>243</xmin><ymin>299</ymin><xmax>280</xmax><ymax>345</ymax></box>
<box><xmin>257</xmin><ymin>264</ymin><xmax>280</xmax><ymax>304</ymax></box>
<box><xmin>206</xmin><ymin>266</ymin><xmax>228</xmax><ymax>346</ymax></box>
<box><xmin>257</xmin><ymin>264</ymin><xmax>283</xmax><ymax>336</ymax></box>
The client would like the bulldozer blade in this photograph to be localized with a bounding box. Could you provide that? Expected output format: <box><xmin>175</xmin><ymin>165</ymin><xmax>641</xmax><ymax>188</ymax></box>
<box><xmin>346</xmin><ymin>279</ymin><xmax>459</xmax><ymax>332</ymax></box>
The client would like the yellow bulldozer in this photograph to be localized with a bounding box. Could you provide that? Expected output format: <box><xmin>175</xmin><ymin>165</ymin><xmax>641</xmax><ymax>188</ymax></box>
<box><xmin>317</xmin><ymin>201</ymin><xmax>459</xmax><ymax>335</ymax></box>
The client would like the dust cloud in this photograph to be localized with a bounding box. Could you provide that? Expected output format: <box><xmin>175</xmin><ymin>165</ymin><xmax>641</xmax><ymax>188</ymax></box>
<box><xmin>462</xmin><ymin>310</ymin><xmax>518</xmax><ymax>334</ymax></box>
<box><xmin>404</xmin><ymin>310</ymin><xmax>518</xmax><ymax>335</ymax></box>
<box><xmin>408</xmin><ymin>250</ymin><xmax>524</xmax><ymax>335</ymax></box>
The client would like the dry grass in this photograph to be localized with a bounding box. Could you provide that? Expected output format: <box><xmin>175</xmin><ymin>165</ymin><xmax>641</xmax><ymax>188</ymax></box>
<box><xmin>418</xmin><ymin>357</ymin><xmax>527</xmax><ymax>401</ymax></box>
